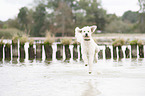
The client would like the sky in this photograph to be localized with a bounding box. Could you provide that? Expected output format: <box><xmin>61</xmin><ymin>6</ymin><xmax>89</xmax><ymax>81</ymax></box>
<box><xmin>101</xmin><ymin>0</ymin><xmax>139</xmax><ymax>15</ymax></box>
<box><xmin>0</xmin><ymin>0</ymin><xmax>139</xmax><ymax>21</ymax></box>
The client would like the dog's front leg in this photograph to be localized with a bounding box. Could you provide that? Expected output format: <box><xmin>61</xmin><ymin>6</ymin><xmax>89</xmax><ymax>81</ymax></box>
<box><xmin>88</xmin><ymin>53</ymin><xmax>94</xmax><ymax>74</ymax></box>
<box><xmin>82</xmin><ymin>49</ymin><xmax>88</xmax><ymax>66</ymax></box>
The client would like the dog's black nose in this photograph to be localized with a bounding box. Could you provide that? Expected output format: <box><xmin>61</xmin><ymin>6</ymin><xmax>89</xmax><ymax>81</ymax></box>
<box><xmin>85</xmin><ymin>33</ymin><xmax>88</xmax><ymax>37</ymax></box>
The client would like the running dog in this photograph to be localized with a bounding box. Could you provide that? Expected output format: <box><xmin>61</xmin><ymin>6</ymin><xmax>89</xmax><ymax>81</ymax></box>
<box><xmin>75</xmin><ymin>25</ymin><xmax>99</xmax><ymax>74</ymax></box>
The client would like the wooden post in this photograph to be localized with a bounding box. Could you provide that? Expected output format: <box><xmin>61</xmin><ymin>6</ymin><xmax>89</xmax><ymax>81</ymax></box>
<box><xmin>56</xmin><ymin>44</ymin><xmax>63</xmax><ymax>60</ymax></box>
<box><xmin>73</xmin><ymin>44</ymin><xmax>78</xmax><ymax>60</ymax></box>
<box><xmin>105</xmin><ymin>46</ymin><xmax>111</xmax><ymax>59</ymax></box>
<box><xmin>118</xmin><ymin>46</ymin><xmax>124</xmax><ymax>58</ymax></box>
<box><xmin>12</xmin><ymin>40</ymin><xmax>18</xmax><ymax>57</ymax></box>
<box><xmin>139</xmin><ymin>45</ymin><xmax>144</xmax><ymax>58</ymax></box>
<box><xmin>64</xmin><ymin>44</ymin><xmax>71</xmax><ymax>60</ymax></box>
<box><xmin>98</xmin><ymin>50</ymin><xmax>103</xmax><ymax>59</ymax></box>
<box><xmin>5</xmin><ymin>43</ymin><xmax>11</xmax><ymax>60</ymax></box>
<box><xmin>79</xmin><ymin>45</ymin><xmax>82</xmax><ymax>60</ymax></box>
<box><xmin>113</xmin><ymin>46</ymin><xmax>117</xmax><ymax>59</ymax></box>
<box><xmin>125</xmin><ymin>47</ymin><xmax>130</xmax><ymax>58</ymax></box>
<box><xmin>36</xmin><ymin>43</ymin><xmax>42</xmax><ymax>60</ymax></box>
<box><xmin>131</xmin><ymin>44</ymin><xmax>137</xmax><ymax>58</ymax></box>
<box><xmin>44</xmin><ymin>44</ymin><xmax>53</xmax><ymax>60</ymax></box>
<box><xmin>20</xmin><ymin>43</ymin><xmax>25</xmax><ymax>61</ymax></box>
<box><xmin>0</xmin><ymin>44</ymin><xmax>3</xmax><ymax>61</ymax></box>
<box><xmin>19</xmin><ymin>35</ymin><xmax>28</xmax><ymax>61</ymax></box>
<box><xmin>28</xmin><ymin>44</ymin><xmax>35</xmax><ymax>60</ymax></box>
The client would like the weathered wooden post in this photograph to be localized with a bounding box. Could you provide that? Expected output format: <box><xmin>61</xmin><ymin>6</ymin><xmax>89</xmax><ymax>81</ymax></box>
<box><xmin>138</xmin><ymin>40</ymin><xmax>144</xmax><ymax>58</ymax></box>
<box><xmin>56</xmin><ymin>44</ymin><xmax>63</xmax><ymax>60</ymax></box>
<box><xmin>20</xmin><ymin>44</ymin><xmax>25</xmax><ymax>60</ymax></box>
<box><xmin>64</xmin><ymin>45</ymin><xmax>71</xmax><ymax>60</ymax></box>
<box><xmin>118</xmin><ymin>46</ymin><xmax>124</xmax><ymax>58</ymax></box>
<box><xmin>79</xmin><ymin>45</ymin><xmax>82</xmax><ymax>60</ymax></box>
<box><xmin>98</xmin><ymin>50</ymin><xmax>103</xmax><ymax>59</ymax></box>
<box><xmin>36</xmin><ymin>43</ymin><xmax>42</xmax><ymax>60</ymax></box>
<box><xmin>61</xmin><ymin>38</ymin><xmax>71</xmax><ymax>60</ymax></box>
<box><xmin>19</xmin><ymin>36</ymin><xmax>28</xmax><ymax>61</ymax></box>
<box><xmin>5</xmin><ymin>43</ymin><xmax>11</xmax><ymax>60</ymax></box>
<box><xmin>112</xmin><ymin>38</ymin><xmax>125</xmax><ymax>59</ymax></box>
<box><xmin>131</xmin><ymin>45</ymin><xmax>137</xmax><ymax>58</ymax></box>
<box><xmin>130</xmin><ymin>40</ymin><xmax>138</xmax><ymax>58</ymax></box>
<box><xmin>113</xmin><ymin>46</ymin><xmax>117</xmax><ymax>59</ymax></box>
<box><xmin>28</xmin><ymin>39</ymin><xmax>35</xmax><ymax>60</ymax></box>
<box><xmin>0</xmin><ymin>40</ymin><xmax>4</xmax><ymax>61</ymax></box>
<box><xmin>12</xmin><ymin>36</ymin><xmax>19</xmax><ymax>58</ymax></box>
<box><xmin>73</xmin><ymin>43</ymin><xmax>78</xmax><ymax>60</ymax></box>
<box><xmin>139</xmin><ymin>45</ymin><xmax>144</xmax><ymax>58</ymax></box>
<box><xmin>44</xmin><ymin>37</ymin><xmax>54</xmax><ymax>60</ymax></box>
<box><xmin>105</xmin><ymin>46</ymin><xmax>111</xmax><ymax>59</ymax></box>
<box><xmin>125</xmin><ymin>47</ymin><xmax>130</xmax><ymax>58</ymax></box>
<box><xmin>44</xmin><ymin>44</ymin><xmax>53</xmax><ymax>60</ymax></box>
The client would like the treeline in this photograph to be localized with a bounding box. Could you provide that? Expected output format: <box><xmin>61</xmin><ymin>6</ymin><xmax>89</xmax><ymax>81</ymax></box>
<box><xmin>0</xmin><ymin>0</ymin><xmax>145</xmax><ymax>38</ymax></box>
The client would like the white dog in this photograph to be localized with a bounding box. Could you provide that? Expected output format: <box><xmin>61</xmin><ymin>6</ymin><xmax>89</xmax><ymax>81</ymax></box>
<box><xmin>75</xmin><ymin>25</ymin><xmax>99</xmax><ymax>74</ymax></box>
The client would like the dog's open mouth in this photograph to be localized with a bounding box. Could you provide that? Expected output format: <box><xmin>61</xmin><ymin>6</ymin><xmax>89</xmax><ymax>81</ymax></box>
<box><xmin>84</xmin><ymin>39</ymin><xmax>90</xmax><ymax>41</ymax></box>
<box><xmin>84</xmin><ymin>37</ymin><xmax>90</xmax><ymax>41</ymax></box>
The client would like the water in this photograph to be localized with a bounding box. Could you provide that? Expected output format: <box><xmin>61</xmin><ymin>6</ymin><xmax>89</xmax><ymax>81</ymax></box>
<box><xmin>0</xmin><ymin>58</ymin><xmax>145</xmax><ymax>96</ymax></box>
<box><xmin>1</xmin><ymin>42</ymin><xmax>145</xmax><ymax>96</ymax></box>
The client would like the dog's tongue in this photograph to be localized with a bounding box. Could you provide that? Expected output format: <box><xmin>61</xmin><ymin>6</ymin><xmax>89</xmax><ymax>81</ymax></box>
<box><xmin>84</xmin><ymin>37</ymin><xmax>90</xmax><ymax>39</ymax></box>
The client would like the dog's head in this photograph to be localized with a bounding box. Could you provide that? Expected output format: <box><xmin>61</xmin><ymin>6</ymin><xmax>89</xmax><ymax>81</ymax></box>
<box><xmin>75</xmin><ymin>25</ymin><xmax>97</xmax><ymax>41</ymax></box>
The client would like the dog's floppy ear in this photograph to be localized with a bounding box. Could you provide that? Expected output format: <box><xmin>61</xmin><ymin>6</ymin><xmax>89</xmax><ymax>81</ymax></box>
<box><xmin>90</xmin><ymin>25</ymin><xmax>97</xmax><ymax>33</ymax></box>
<box><xmin>75</xmin><ymin>27</ymin><xmax>82</xmax><ymax>33</ymax></box>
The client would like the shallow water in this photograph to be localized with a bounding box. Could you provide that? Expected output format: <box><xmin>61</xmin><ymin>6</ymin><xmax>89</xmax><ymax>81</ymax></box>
<box><xmin>0</xmin><ymin>59</ymin><xmax>145</xmax><ymax>96</ymax></box>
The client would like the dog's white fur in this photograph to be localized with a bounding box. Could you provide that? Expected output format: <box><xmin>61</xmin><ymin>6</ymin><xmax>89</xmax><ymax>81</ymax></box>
<box><xmin>75</xmin><ymin>25</ymin><xmax>99</xmax><ymax>73</ymax></box>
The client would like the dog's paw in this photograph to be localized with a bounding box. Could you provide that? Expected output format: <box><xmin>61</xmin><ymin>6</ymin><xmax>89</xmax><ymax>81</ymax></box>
<box><xmin>89</xmin><ymin>72</ymin><xmax>92</xmax><ymax>74</ymax></box>
<box><xmin>94</xmin><ymin>59</ymin><xmax>97</xmax><ymax>63</ymax></box>
<box><xmin>85</xmin><ymin>64</ymin><xmax>88</xmax><ymax>66</ymax></box>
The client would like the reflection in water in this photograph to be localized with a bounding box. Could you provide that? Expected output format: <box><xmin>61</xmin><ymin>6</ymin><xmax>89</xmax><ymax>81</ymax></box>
<box><xmin>44</xmin><ymin>60</ymin><xmax>52</xmax><ymax>65</ymax></box>
<box><xmin>81</xmin><ymin>79</ymin><xmax>101</xmax><ymax>96</ymax></box>
<box><xmin>12</xmin><ymin>57</ymin><xmax>18</xmax><ymax>64</ymax></box>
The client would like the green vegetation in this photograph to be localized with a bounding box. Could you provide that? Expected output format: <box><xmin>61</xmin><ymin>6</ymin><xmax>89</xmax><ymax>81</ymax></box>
<box><xmin>105</xmin><ymin>19</ymin><xmax>133</xmax><ymax>33</ymax></box>
<box><xmin>12</xmin><ymin>35</ymin><xmax>19</xmax><ymax>44</ymax></box>
<box><xmin>61</xmin><ymin>38</ymin><xmax>72</xmax><ymax>45</ymax></box>
<box><xmin>44</xmin><ymin>32</ymin><xmax>55</xmax><ymax>45</ymax></box>
<box><xmin>129</xmin><ymin>40</ymin><xmax>138</xmax><ymax>45</ymax></box>
<box><xmin>122</xmin><ymin>11</ymin><xmax>138</xmax><ymax>23</ymax></box>
<box><xmin>72</xmin><ymin>39</ymin><xmax>78</xmax><ymax>45</ymax></box>
<box><xmin>138</xmin><ymin>0</ymin><xmax>145</xmax><ymax>33</ymax></box>
<box><xmin>44</xmin><ymin>38</ymin><xmax>54</xmax><ymax>45</ymax></box>
<box><xmin>0</xmin><ymin>37</ymin><xmax>4</xmax><ymax>45</ymax></box>
<box><xmin>32</xmin><ymin>4</ymin><xmax>48</xmax><ymax>36</ymax></box>
<box><xmin>20</xmin><ymin>35</ymin><xmax>28</xmax><ymax>45</ymax></box>
<box><xmin>5</xmin><ymin>43</ymin><xmax>11</xmax><ymax>47</ymax></box>
<box><xmin>0</xmin><ymin>28</ymin><xmax>23</xmax><ymax>39</ymax></box>
<box><xmin>29</xmin><ymin>39</ymin><xmax>34</xmax><ymax>46</ymax></box>
<box><xmin>137</xmin><ymin>40</ymin><xmax>144</xmax><ymax>46</ymax></box>
<box><xmin>129</xmin><ymin>39</ymin><xmax>144</xmax><ymax>46</ymax></box>
<box><xmin>112</xmin><ymin>38</ymin><xmax>125</xmax><ymax>47</ymax></box>
<box><xmin>18</xmin><ymin>7</ymin><xmax>29</xmax><ymax>34</ymax></box>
